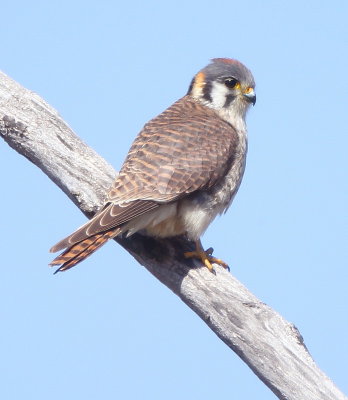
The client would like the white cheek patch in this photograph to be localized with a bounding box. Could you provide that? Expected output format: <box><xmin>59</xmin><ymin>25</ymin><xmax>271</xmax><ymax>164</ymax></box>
<box><xmin>209</xmin><ymin>82</ymin><xmax>230</xmax><ymax>109</ymax></box>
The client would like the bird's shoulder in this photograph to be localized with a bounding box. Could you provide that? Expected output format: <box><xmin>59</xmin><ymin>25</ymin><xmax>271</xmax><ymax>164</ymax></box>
<box><xmin>127</xmin><ymin>96</ymin><xmax>239</xmax><ymax>159</ymax></box>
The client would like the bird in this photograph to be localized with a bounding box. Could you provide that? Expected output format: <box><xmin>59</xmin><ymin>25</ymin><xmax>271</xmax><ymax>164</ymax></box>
<box><xmin>50</xmin><ymin>58</ymin><xmax>256</xmax><ymax>273</ymax></box>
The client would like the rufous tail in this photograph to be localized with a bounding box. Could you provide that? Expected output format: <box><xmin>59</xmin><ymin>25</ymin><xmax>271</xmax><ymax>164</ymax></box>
<box><xmin>50</xmin><ymin>230</ymin><xmax>116</xmax><ymax>273</ymax></box>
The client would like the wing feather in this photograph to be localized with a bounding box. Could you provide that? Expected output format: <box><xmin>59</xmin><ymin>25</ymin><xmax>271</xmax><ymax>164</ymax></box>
<box><xmin>50</xmin><ymin>200</ymin><xmax>159</xmax><ymax>252</ymax></box>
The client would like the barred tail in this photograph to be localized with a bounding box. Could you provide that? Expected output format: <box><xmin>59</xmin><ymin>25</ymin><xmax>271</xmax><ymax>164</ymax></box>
<box><xmin>49</xmin><ymin>230</ymin><xmax>117</xmax><ymax>273</ymax></box>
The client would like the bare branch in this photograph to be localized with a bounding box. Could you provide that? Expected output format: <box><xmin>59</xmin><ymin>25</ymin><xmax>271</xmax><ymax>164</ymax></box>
<box><xmin>0</xmin><ymin>70</ymin><xmax>346</xmax><ymax>400</ymax></box>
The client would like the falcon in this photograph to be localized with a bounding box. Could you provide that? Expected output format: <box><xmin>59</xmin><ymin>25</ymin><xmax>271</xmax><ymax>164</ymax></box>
<box><xmin>50</xmin><ymin>58</ymin><xmax>256</xmax><ymax>273</ymax></box>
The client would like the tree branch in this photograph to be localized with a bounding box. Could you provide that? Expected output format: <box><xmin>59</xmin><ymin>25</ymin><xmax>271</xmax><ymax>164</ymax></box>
<box><xmin>0</xmin><ymin>70</ymin><xmax>346</xmax><ymax>400</ymax></box>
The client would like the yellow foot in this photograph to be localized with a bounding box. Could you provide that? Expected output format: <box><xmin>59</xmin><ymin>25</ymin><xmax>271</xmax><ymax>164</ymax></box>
<box><xmin>184</xmin><ymin>241</ymin><xmax>229</xmax><ymax>273</ymax></box>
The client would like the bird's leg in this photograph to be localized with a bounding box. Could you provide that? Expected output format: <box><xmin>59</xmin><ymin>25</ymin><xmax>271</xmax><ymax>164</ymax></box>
<box><xmin>184</xmin><ymin>239</ymin><xmax>229</xmax><ymax>273</ymax></box>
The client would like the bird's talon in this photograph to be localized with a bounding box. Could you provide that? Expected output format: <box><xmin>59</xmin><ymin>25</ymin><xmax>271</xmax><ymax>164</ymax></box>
<box><xmin>208</xmin><ymin>256</ymin><xmax>229</xmax><ymax>270</ymax></box>
<box><xmin>203</xmin><ymin>257</ymin><xmax>214</xmax><ymax>273</ymax></box>
<box><xmin>184</xmin><ymin>240</ymin><xmax>229</xmax><ymax>273</ymax></box>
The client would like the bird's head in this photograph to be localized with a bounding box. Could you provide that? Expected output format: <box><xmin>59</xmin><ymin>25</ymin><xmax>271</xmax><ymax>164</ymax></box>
<box><xmin>188</xmin><ymin>58</ymin><xmax>256</xmax><ymax>126</ymax></box>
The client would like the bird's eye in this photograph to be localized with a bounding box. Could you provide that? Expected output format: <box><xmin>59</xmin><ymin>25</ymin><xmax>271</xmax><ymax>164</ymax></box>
<box><xmin>224</xmin><ymin>78</ymin><xmax>239</xmax><ymax>89</ymax></box>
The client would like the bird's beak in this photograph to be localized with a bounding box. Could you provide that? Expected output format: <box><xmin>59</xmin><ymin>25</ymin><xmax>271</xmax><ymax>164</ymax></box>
<box><xmin>243</xmin><ymin>87</ymin><xmax>256</xmax><ymax>106</ymax></box>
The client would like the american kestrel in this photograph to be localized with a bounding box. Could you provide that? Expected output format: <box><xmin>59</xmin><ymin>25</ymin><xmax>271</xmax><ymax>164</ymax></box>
<box><xmin>50</xmin><ymin>58</ymin><xmax>256</xmax><ymax>273</ymax></box>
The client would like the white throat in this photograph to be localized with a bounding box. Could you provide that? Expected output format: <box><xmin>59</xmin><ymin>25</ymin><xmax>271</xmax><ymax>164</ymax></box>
<box><xmin>216</xmin><ymin>106</ymin><xmax>247</xmax><ymax>132</ymax></box>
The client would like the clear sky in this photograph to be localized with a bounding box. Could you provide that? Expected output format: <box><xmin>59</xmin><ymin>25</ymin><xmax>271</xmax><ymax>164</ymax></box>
<box><xmin>0</xmin><ymin>1</ymin><xmax>347</xmax><ymax>399</ymax></box>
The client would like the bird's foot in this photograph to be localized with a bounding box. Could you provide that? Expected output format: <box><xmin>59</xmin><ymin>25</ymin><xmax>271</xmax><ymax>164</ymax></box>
<box><xmin>184</xmin><ymin>241</ymin><xmax>229</xmax><ymax>273</ymax></box>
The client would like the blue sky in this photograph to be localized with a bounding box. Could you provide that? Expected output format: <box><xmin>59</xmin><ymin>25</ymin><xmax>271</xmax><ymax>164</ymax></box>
<box><xmin>0</xmin><ymin>1</ymin><xmax>347</xmax><ymax>399</ymax></box>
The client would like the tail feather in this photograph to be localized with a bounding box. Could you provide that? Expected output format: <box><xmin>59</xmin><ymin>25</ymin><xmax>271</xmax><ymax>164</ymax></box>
<box><xmin>50</xmin><ymin>230</ymin><xmax>117</xmax><ymax>273</ymax></box>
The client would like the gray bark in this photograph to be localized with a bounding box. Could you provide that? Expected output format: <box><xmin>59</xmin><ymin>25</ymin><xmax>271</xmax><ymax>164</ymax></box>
<box><xmin>0</xmin><ymin>70</ymin><xmax>346</xmax><ymax>400</ymax></box>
